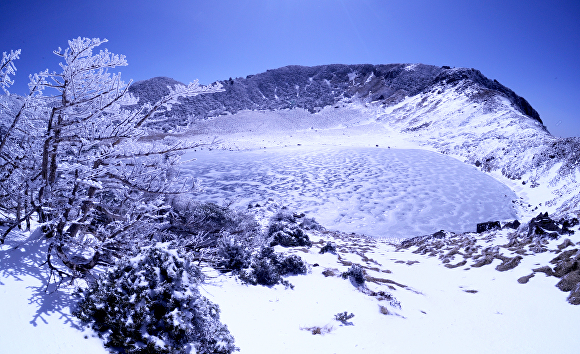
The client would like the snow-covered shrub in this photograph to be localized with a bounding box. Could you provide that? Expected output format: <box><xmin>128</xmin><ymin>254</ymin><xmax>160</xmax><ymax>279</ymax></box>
<box><xmin>168</xmin><ymin>199</ymin><xmax>260</xmax><ymax>241</ymax></box>
<box><xmin>319</xmin><ymin>241</ymin><xmax>337</xmax><ymax>254</ymax></box>
<box><xmin>342</xmin><ymin>264</ymin><xmax>366</xmax><ymax>285</ymax></box>
<box><xmin>265</xmin><ymin>209</ymin><xmax>314</xmax><ymax>248</ymax></box>
<box><xmin>271</xmin><ymin>209</ymin><xmax>297</xmax><ymax>223</ymax></box>
<box><xmin>217</xmin><ymin>234</ymin><xmax>251</xmax><ymax>272</ymax></box>
<box><xmin>299</xmin><ymin>217</ymin><xmax>324</xmax><ymax>231</ymax></box>
<box><xmin>334</xmin><ymin>311</ymin><xmax>355</xmax><ymax>325</ymax></box>
<box><xmin>74</xmin><ymin>244</ymin><xmax>237</xmax><ymax>354</ymax></box>
<box><xmin>239</xmin><ymin>247</ymin><xmax>307</xmax><ymax>288</ymax></box>
<box><xmin>269</xmin><ymin>226</ymin><xmax>312</xmax><ymax>247</ymax></box>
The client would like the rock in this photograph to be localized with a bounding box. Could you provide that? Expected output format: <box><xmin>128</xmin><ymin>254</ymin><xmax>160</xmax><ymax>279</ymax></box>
<box><xmin>556</xmin><ymin>270</ymin><xmax>580</xmax><ymax>292</ymax></box>
<box><xmin>495</xmin><ymin>256</ymin><xmax>523</xmax><ymax>271</ymax></box>
<box><xmin>527</xmin><ymin>212</ymin><xmax>562</xmax><ymax>239</ymax></box>
<box><xmin>532</xmin><ymin>266</ymin><xmax>554</xmax><ymax>277</ymax></box>
<box><xmin>557</xmin><ymin>238</ymin><xmax>576</xmax><ymax>250</ymax></box>
<box><xmin>477</xmin><ymin>221</ymin><xmax>501</xmax><ymax>233</ymax></box>
<box><xmin>518</xmin><ymin>273</ymin><xmax>535</xmax><ymax>284</ymax></box>
<box><xmin>567</xmin><ymin>283</ymin><xmax>580</xmax><ymax>305</ymax></box>
<box><xmin>503</xmin><ymin>220</ymin><xmax>521</xmax><ymax>229</ymax></box>
<box><xmin>445</xmin><ymin>260</ymin><xmax>467</xmax><ymax>269</ymax></box>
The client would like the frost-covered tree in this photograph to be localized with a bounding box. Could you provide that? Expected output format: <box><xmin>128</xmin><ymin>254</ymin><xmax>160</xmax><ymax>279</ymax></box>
<box><xmin>0</xmin><ymin>38</ymin><xmax>223</xmax><ymax>280</ymax></box>
<box><xmin>0</xmin><ymin>49</ymin><xmax>46</xmax><ymax>231</ymax></box>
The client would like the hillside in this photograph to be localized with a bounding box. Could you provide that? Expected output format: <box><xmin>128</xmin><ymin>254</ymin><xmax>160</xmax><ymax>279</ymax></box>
<box><xmin>129</xmin><ymin>64</ymin><xmax>540</xmax><ymax>127</ymax></box>
<box><xmin>130</xmin><ymin>64</ymin><xmax>579</xmax><ymax>217</ymax></box>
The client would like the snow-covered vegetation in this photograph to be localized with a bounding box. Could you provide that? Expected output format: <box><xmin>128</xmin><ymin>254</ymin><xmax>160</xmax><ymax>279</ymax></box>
<box><xmin>1</xmin><ymin>39</ymin><xmax>580</xmax><ymax>354</ymax></box>
<box><xmin>74</xmin><ymin>244</ymin><xmax>237</xmax><ymax>354</ymax></box>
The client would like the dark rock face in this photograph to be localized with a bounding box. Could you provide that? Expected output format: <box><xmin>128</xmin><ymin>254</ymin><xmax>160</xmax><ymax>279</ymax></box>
<box><xmin>503</xmin><ymin>220</ymin><xmax>521</xmax><ymax>230</ymax></box>
<box><xmin>476</xmin><ymin>221</ymin><xmax>501</xmax><ymax>233</ymax></box>
<box><xmin>527</xmin><ymin>212</ymin><xmax>562</xmax><ymax>239</ymax></box>
<box><xmin>128</xmin><ymin>64</ymin><xmax>542</xmax><ymax>127</ymax></box>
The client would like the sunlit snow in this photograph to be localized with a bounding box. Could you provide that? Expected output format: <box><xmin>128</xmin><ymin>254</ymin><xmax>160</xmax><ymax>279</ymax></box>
<box><xmin>183</xmin><ymin>146</ymin><xmax>517</xmax><ymax>238</ymax></box>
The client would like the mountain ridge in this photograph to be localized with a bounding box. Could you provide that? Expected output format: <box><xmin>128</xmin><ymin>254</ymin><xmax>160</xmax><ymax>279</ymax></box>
<box><xmin>129</xmin><ymin>63</ymin><xmax>542</xmax><ymax>128</ymax></box>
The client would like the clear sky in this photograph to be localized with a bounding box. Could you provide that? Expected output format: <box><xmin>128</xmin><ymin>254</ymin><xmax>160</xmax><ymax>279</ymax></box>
<box><xmin>2</xmin><ymin>0</ymin><xmax>578</xmax><ymax>137</ymax></box>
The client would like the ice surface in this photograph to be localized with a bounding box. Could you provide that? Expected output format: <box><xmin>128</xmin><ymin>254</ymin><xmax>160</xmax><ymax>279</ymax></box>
<box><xmin>183</xmin><ymin>146</ymin><xmax>517</xmax><ymax>238</ymax></box>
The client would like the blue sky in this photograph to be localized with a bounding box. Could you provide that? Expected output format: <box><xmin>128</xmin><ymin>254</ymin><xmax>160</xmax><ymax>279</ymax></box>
<box><xmin>2</xmin><ymin>0</ymin><xmax>578</xmax><ymax>137</ymax></box>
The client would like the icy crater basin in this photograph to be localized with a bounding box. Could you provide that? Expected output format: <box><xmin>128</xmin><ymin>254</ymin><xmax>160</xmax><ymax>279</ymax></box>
<box><xmin>182</xmin><ymin>146</ymin><xmax>517</xmax><ymax>239</ymax></box>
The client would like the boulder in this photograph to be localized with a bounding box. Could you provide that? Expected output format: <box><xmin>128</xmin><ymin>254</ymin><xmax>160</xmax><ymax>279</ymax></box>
<box><xmin>503</xmin><ymin>220</ymin><xmax>521</xmax><ymax>229</ymax></box>
<box><xmin>477</xmin><ymin>221</ymin><xmax>501</xmax><ymax>233</ymax></box>
<box><xmin>527</xmin><ymin>212</ymin><xmax>562</xmax><ymax>239</ymax></box>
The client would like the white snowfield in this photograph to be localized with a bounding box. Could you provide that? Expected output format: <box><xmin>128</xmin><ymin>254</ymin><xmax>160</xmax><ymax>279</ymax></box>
<box><xmin>1</xmin><ymin>84</ymin><xmax>580</xmax><ymax>353</ymax></box>
<box><xmin>182</xmin><ymin>146</ymin><xmax>517</xmax><ymax>239</ymax></box>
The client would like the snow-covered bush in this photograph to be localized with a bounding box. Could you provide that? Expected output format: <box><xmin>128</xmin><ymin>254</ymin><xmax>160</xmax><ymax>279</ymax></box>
<box><xmin>342</xmin><ymin>264</ymin><xmax>366</xmax><ymax>285</ymax></box>
<box><xmin>217</xmin><ymin>234</ymin><xmax>252</xmax><ymax>272</ymax></box>
<box><xmin>319</xmin><ymin>241</ymin><xmax>337</xmax><ymax>254</ymax></box>
<box><xmin>299</xmin><ymin>217</ymin><xmax>324</xmax><ymax>231</ymax></box>
<box><xmin>239</xmin><ymin>247</ymin><xmax>307</xmax><ymax>288</ymax></box>
<box><xmin>269</xmin><ymin>227</ymin><xmax>312</xmax><ymax>247</ymax></box>
<box><xmin>266</xmin><ymin>209</ymin><xmax>314</xmax><ymax>247</ymax></box>
<box><xmin>74</xmin><ymin>244</ymin><xmax>237</xmax><ymax>354</ymax></box>
<box><xmin>334</xmin><ymin>311</ymin><xmax>355</xmax><ymax>325</ymax></box>
<box><xmin>168</xmin><ymin>199</ymin><xmax>260</xmax><ymax>242</ymax></box>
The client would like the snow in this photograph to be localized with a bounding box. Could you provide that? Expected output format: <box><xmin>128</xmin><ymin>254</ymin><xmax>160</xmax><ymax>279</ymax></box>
<box><xmin>203</xmin><ymin>228</ymin><xmax>580</xmax><ymax>354</ymax></box>
<box><xmin>1</xmin><ymin>94</ymin><xmax>579</xmax><ymax>353</ymax></box>
<box><xmin>183</xmin><ymin>146</ymin><xmax>517</xmax><ymax>239</ymax></box>
<box><xmin>0</xmin><ymin>229</ymin><xmax>106</xmax><ymax>353</ymax></box>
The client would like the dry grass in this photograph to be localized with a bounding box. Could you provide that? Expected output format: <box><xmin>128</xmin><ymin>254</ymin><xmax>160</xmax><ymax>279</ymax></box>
<box><xmin>322</xmin><ymin>268</ymin><xmax>339</xmax><ymax>277</ymax></box>
<box><xmin>379</xmin><ymin>305</ymin><xmax>390</xmax><ymax>315</ymax></box>
<box><xmin>300</xmin><ymin>324</ymin><xmax>334</xmax><ymax>335</ymax></box>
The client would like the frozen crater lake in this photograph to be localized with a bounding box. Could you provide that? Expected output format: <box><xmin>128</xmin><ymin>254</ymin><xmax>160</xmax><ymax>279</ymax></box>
<box><xmin>182</xmin><ymin>146</ymin><xmax>517</xmax><ymax>239</ymax></box>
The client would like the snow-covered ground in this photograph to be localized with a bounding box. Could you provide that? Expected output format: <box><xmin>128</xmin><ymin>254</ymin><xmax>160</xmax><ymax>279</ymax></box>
<box><xmin>183</xmin><ymin>146</ymin><xmax>517</xmax><ymax>239</ymax></box>
<box><xmin>4</xmin><ymin>216</ymin><xmax>578</xmax><ymax>354</ymax></box>
<box><xmin>1</xmin><ymin>102</ymin><xmax>579</xmax><ymax>353</ymax></box>
<box><xmin>205</xmin><ymin>226</ymin><xmax>580</xmax><ymax>354</ymax></box>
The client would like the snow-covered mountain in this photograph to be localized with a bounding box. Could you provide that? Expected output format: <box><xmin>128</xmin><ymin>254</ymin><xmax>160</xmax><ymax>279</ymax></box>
<box><xmin>3</xmin><ymin>63</ymin><xmax>580</xmax><ymax>354</ymax></box>
<box><xmin>129</xmin><ymin>64</ymin><xmax>540</xmax><ymax>123</ymax></box>
<box><xmin>130</xmin><ymin>64</ymin><xmax>579</xmax><ymax>217</ymax></box>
